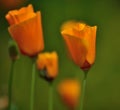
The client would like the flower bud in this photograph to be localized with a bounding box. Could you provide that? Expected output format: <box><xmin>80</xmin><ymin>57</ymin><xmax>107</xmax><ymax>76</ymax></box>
<box><xmin>36</xmin><ymin>52</ymin><xmax>58</xmax><ymax>82</ymax></box>
<box><xmin>8</xmin><ymin>40</ymin><xmax>19</xmax><ymax>61</ymax></box>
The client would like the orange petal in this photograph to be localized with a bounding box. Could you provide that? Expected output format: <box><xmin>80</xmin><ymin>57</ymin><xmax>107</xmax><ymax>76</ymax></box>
<box><xmin>86</xmin><ymin>26</ymin><xmax>97</xmax><ymax>65</ymax></box>
<box><xmin>61</xmin><ymin>21</ymin><xmax>86</xmax><ymax>39</ymax></box>
<box><xmin>18</xmin><ymin>4</ymin><xmax>34</xmax><ymax>14</ymax></box>
<box><xmin>46</xmin><ymin>52</ymin><xmax>58</xmax><ymax>78</ymax></box>
<box><xmin>5</xmin><ymin>10</ymin><xmax>18</xmax><ymax>25</ymax></box>
<box><xmin>6</xmin><ymin>4</ymin><xmax>34</xmax><ymax>25</ymax></box>
<box><xmin>14</xmin><ymin>4</ymin><xmax>35</xmax><ymax>24</ymax></box>
<box><xmin>37</xmin><ymin>53</ymin><xmax>46</xmax><ymax>70</ymax></box>
<box><xmin>5</xmin><ymin>14</ymin><xmax>14</xmax><ymax>25</ymax></box>
<box><xmin>14</xmin><ymin>12</ymin><xmax>36</xmax><ymax>24</ymax></box>
<box><xmin>15</xmin><ymin>4</ymin><xmax>35</xmax><ymax>23</ymax></box>
<box><xmin>8</xmin><ymin>11</ymin><xmax>44</xmax><ymax>56</ymax></box>
<box><xmin>61</xmin><ymin>33</ymin><xmax>88</xmax><ymax>67</ymax></box>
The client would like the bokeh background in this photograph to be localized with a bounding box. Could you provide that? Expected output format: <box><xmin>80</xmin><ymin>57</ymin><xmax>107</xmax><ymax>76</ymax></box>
<box><xmin>0</xmin><ymin>0</ymin><xmax>120</xmax><ymax>110</ymax></box>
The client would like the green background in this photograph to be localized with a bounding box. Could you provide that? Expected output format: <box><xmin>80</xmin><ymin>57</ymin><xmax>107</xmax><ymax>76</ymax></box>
<box><xmin>0</xmin><ymin>0</ymin><xmax>120</xmax><ymax>110</ymax></box>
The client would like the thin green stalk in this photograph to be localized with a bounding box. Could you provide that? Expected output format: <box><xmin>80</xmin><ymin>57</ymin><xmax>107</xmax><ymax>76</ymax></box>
<box><xmin>30</xmin><ymin>61</ymin><xmax>36</xmax><ymax>110</ymax></box>
<box><xmin>80</xmin><ymin>71</ymin><xmax>88</xmax><ymax>110</ymax></box>
<box><xmin>48</xmin><ymin>83</ymin><xmax>53</xmax><ymax>110</ymax></box>
<box><xmin>8</xmin><ymin>61</ymin><xmax>15</xmax><ymax>110</ymax></box>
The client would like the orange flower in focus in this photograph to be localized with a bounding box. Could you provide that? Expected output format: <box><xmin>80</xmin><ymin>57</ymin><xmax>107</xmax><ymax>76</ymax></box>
<box><xmin>5</xmin><ymin>4</ymin><xmax>44</xmax><ymax>57</ymax></box>
<box><xmin>61</xmin><ymin>21</ymin><xmax>97</xmax><ymax>70</ymax></box>
<box><xmin>58</xmin><ymin>79</ymin><xmax>80</xmax><ymax>110</ymax></box>
<box><xmin>37</xmin><ymin>52</ymin><xmax>58</xmax><ymax>81</ymax></box>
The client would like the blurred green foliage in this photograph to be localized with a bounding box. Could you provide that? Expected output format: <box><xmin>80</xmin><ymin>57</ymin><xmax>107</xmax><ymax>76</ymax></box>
<box><xmin>0</xmin><ymin>0</ymin><xmax>120</xmax><ymax>110</ymax></box>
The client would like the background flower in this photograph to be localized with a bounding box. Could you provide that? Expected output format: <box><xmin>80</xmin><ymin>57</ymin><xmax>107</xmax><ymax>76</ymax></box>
<box><xmin>0</xmin><ymin>0</ymin><xmax>27</xmax><ymax>10</ymax></box>
<box><xmin>58</xmin><ymin>79</ymin><xmax>81</xmax><ymax>110</ymax></box>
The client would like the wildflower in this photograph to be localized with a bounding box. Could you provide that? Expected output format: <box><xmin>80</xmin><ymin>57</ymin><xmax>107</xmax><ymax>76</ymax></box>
<box><xmin>6</xmin><ymin>4</ymin><xmax>44</xmax><ymax>57</ymax></box>
<box><xmin>61</xmin><ymin>21</ymin><xmax>97</xmax><ymax>71</ymax></box>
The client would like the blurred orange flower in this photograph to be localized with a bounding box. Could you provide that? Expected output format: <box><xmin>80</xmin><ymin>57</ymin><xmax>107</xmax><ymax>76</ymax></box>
<box><xmin>0</xmin><ymin>0</ymin><xmax>27</xmax><ymax>10</ymax></box>
<box><xmin>37</xmin><ymin>52</ymin><xmax>58</xmax><ymax>81</ymax></box>
<box><xmin>61</xmin><ymin>21</ymin><xmax>97</xmax><ymax>70</ymax></box>
<box><xmin>5</xmin><ymin>4</ymin><xmax>44</xmax><ymax>57</ymax></box>
<box><xmin>58</xmin><ymin>79</ymin><xmax>80</xmax><ymax>110</ymax></box>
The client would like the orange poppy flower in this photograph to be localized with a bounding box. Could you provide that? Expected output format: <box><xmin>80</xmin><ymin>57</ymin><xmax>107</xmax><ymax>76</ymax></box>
<box><xmin>5</xmin><ymin>4</ymin><xmax>44</xmax><ymax>57</ymax></box>
<box><xmin>61</xmin><ymin>21</ymin><xmax>97</xmax><ymax>70</ymax></box>
<box><xmin>58</xmin><ymin>79</ymin><xmax>80</xmax><ymax>110</ymax></box>
<box><xmin>36</xmin><ymin>52</ymin><xmax>58</xmax><ymax>81</ymax></box>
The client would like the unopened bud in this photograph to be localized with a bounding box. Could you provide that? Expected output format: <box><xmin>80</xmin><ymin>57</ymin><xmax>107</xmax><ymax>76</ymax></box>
<box><xmin>8</xmin><ymin>40</ymin><xmax>19</xmax><ymax>61</ymax></box>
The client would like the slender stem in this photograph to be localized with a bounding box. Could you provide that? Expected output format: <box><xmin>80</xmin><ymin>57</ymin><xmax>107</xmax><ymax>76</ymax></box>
<box><xmin>80</xmin><ymin>72</ymin><xmax>88</xmax><ymax>110</ymax></box>
<box><xmin>8</xmin><ymin>61</ymin><xmax>15</xmax><ymax>110</ymax></box>
<box><xmin>48</xmin><ymin>83</ymin><xmax>53</xmax><ymax>110</ymax></box>
<box><xmin>30</xmin><ymin>61</ymin><xmax>36</xmax><ymax>110</ymax></box>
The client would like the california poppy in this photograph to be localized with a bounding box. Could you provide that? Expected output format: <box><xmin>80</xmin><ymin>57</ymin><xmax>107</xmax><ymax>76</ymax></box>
<box><xmin>6</xmin><ymin>4</ymin><xmax>44</xmax><ymax>57</ymax></box>
<box><xmin>61</xmin><ymin>21</ymin><xmax>97</xmax><ymax>70</ymax></box>
<box><xmin>58</xmin><ymin>79</ymin><xmax>80</xmax><ymax>110</ymax></box>
<box><xmin>36</xmin><ymin>52</ymin><xmax>58</xmax><ymax>81</ymax></box>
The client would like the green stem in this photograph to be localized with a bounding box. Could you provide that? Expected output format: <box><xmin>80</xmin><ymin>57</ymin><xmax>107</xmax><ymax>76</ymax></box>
<box><xmin>80</xmin><ymin>72</ymin><xmax>88</xmax><ymax>110</ymax></box>
<box><xmin>30</xmin><ymin>62</ymin><xmax>36</xmax><ymax>110</ymax></box>
<box><xmin>8</xmin><ymin>61</ymin><xmax>15</xmax><ymax>110</ymax></box>
<box><xmin>48</xmin><ymin>83</ymin><xmax>53</xmax><ymax>110</ymax></box>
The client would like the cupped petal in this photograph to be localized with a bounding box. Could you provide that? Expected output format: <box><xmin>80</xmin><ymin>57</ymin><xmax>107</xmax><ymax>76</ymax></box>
<box><xmin>14</xmin><ymin>12</ymin><xmax>36</xmax><ymax>24</ymax></box>
<box><xmin>6</xmin><ymin>10</ymin><xmax>19</xmax><ymax>25</ymax></box>
<box><xmin>8</xmin><ymin>11</ymin><xmax>44</xmax><ymax>56</ymax></box>
<box><xmin>5</xmin><ymin>4</ymin><xmax>34</xmax><ymax>25</ymax></box>
<box><xmin>5</xmin><ymin>14</ymin><xmax>17</xmax><ymax>25</ymax></box>
<box><xmin>61</xmin><ymin>21</ymin><xmax>86</xmax><ymax>39</ymax></box>
<box><xmin>13</xmin><ymin>4</ymin><xmax>35</xmax><ymax>24</ymax></box>
<box><xmin>18</xmin><ymin>4</ymin><xmax>34</xmax><ymax>14</ymax></box>
<box><xmin>61</xmin><ymin>33</ymin><xmax>88</xmax><ymax>67</ymax></box>
<box><xmin>86</xmin><ymin>26</ymin><xmax>97</xmax><ymax>65</ymax></box>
